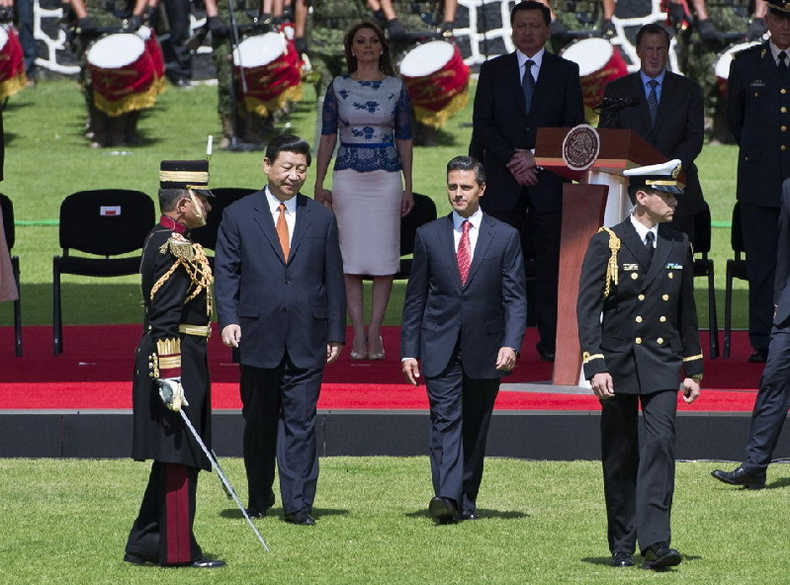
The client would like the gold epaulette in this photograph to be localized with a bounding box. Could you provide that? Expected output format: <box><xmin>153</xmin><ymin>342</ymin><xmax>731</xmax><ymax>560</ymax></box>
<box><xmin>159</xmin><ymin>232</ymin><xmax>197</xmax><ymax>263</ymax></box>
<box><xmin>597</xmin><ymin>227</ymin><xmax>620</xmax><ymax>299</ymax></box>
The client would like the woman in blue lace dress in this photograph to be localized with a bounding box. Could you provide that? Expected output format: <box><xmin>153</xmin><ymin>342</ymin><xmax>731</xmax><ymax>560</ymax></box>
<box><xmin>314</xmin><ymin>19</ymin><xmax>414</xmax><ymax>361</ymax></box>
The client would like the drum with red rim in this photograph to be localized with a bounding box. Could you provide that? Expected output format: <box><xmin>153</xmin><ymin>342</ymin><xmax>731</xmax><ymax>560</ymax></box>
<box><xmin>399</xmin><ymin>40</ymin><xmax>470</xmax><ymax>129</ymax></box>
<box><xmin>87</xmin><ymin>33</ymin><xmax>159</xmax><ymax>116</ymax></box>
<box><xmin>137</xmin><ymin>25</ymin><xmax>166</xmax><ymax>93</ymax></box>
<box><xmin>232</xmin><ymin>32</ymin><xmax>302</xmax><ymax>117</ymax></box>
<box><xmin>561</xmin><ymin>38</ymin><xmax>628</xmax><ymax>119</ymax></box>
<box><xmin>0</xmin><ymin>26</ymin><xmax>27</xmax><ymax>99</ymax></box>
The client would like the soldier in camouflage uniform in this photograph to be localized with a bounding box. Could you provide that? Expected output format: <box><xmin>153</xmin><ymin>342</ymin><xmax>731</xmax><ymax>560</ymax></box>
<box><xmin>543</xmin><ymin>0</ymin><xmax>616</xmax><ymax>53</ymax></box>
<box><xmin>68</xmin><ymin>0</ymin><xmax>147</xmax><ymax>147</ymax></box>
<box><xmin>204</xmin><ymin>0</ymin><xmax>277</xmax><ymax>148</ymax></box>
<box><xmin>671</xmin><ymin>0</ymin><xmax>767</xmax><ymax>143</ymax></box>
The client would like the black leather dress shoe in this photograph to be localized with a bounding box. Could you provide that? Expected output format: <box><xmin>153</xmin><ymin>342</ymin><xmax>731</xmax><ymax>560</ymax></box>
<box><xmin>460</xmin><ymin>512</ymin><xmax>481</xmax><ymax>521</ymax></box>
<box><xmin>246</xmin><ymin>493</ymin><xmax>276</xmax><ymax>518</ymax></box>
<box><xmin>711</xmin><ymin>466</ymin><xmax>766</xmax><ymax>489</ymax></box>
<box><xmin>284</xmin><ymin>510</ymin><xmax>316</xmax><ymax>525</ymax></box>
<box><xmin>748</xmin><ymin>348</ymin><xmax>768</xmax><ymax>363</ymax></box>
<box><xmin>123</xmin><ymin>553</ymin><xmax>155</xmax><ymax>566</ymax></box>
<box><xmin>641</xmin><ymin>543</ymin><xmax>681</xmax><ymax>570</ymax></box>
<box><xmin>189</xmin><ymin>557</ymin><xmax>226</xmax><ymax>568</ymax></box>
<box><xmin>537</xmin><ymin>347</ymin><xmax>556</xmax><ymax>362</ymax></box>
<box><xmin>609</xmin><ymin>552</ymin><xmax>634</xmax><ymax>567</ymax></box>
<box><xmin>429</xmin><ymin>496</ymin><xmax>458</xmax><ymax>524</ymax></box>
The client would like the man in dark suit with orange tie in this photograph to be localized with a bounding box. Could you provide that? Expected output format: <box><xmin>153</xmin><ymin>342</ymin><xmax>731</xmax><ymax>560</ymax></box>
<box><xmin>401</xmin><ymin>155</ymin><xmax>527</xmax><ymax>524</ymax></box>
<box><xmin>214</xmin><ymin>134</ymin><xmax>346</xmax><ymax>526</ymax></box>
<box><xmin>471</xmin><ymin>0</ymin><xmax>584</xmax><ymax>361</ymax></box>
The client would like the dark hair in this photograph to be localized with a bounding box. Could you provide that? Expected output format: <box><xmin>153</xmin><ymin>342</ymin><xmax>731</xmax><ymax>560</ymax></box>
<box><xmin>265</xmin><ymin>134</ymin><xmax>312</xmax><ymax>166</ymax></box>
<box><xmin>510</xmin><ymin>1</ymin><xmax>551</xmax><ymax>26</ymax></box>
<box><xmin>158</xmin><ymin>188</ymin><xmax>188</xmax><ymax>212</ymax></box>
<box><xmin>635</xmin><ymin>23</ymin><xmax>671</xmax><ymax>49</ymax></box>
<box><xmin>447</xmin><ymin>155</ymin><xmax>486</xmax><ymax>185</ymax></box>
<box><xmin>344</xmin><ymin>20</ymin><xmax>396</xmax><ymax>76</ymax></box>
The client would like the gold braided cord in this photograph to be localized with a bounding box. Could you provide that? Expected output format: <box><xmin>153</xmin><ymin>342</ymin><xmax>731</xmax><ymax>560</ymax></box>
<box><xmin>597</xmin><ymin>227</ymin><xmax>620</xmax><ymax>299</ymax></box>
<box><xmin>150</xmin><ymin>236</ymin><xmax>213</xmax><ymax>318</ymax></box>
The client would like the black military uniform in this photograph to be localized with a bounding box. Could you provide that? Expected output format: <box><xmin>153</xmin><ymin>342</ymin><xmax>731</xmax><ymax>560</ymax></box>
<box><xmin>728</xmin><ymin>4</ymin><xmax>790</xmax><ymax>361</ymax></box>
<box><xmin>577</xmin><ymin>160</ymin><xmax>703</xmax><ymax>570</ymax></box>
<box><xmin>125</xmin><ymin>160</ymin><xmax>222</xmax><ymax>568</ymax></box>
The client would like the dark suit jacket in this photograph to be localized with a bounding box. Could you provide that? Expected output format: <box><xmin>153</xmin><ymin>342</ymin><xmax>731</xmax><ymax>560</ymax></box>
<box><xmin>728</xmin><ymin>42</ymin><xmax>790</xmax><ymax>208</ymax></box>
<box><xmin>472</xmin><ymin>50</ymin><xmax>584</xmax><ymax>213</ymax></box>
<box><xmin>214</xmin><ymin>190</ymin><xmax>346</xmax><ymax>370</ymax></box>
<box><xmin>599</xmin><ymin>71</ymin><xmax>705</xmax><ymax>218</ymax></box>
<box><xmin>577</xmin><ymin>219</ymin><xmax>703</xmax><ymax>394</ymax></box>
<box><xmin>400</xmin><ymin>213</ymin><xmax>527</xmax><ymax>379</ymax></box>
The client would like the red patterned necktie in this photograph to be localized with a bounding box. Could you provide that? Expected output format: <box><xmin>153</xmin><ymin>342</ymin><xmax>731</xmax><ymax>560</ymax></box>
<box><xmin>457</xmin><ymin>220</ymin><xmax>471</xmax><ymax>285</ymax></box>
<box><xmin>276</xmin><ymin>202</ymin><xmax>289</xmax><ymax>261</ymax></box>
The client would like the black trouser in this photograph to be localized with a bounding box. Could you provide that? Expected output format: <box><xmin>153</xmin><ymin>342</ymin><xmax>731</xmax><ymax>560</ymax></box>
<box><xmin>240</xmin><ymin>356</ymin><xmax>323</xmax><ymax>516</ymax></box>
<box><xmin>600</xmin><ymin>390</ymin><xmax>677</xmax><ymax>555</ymax></box>
<box><xmin>126</xmin><ymin>461</ymin><xmax>202</xmax><ymax>565</ymax></box>
<box><xmin>150</xmin><ymin>0</ymin><xmax>192</xmax><ymax>83</ymax></box>
<box><xmin>426</xmin><ymin>342</ymin><xmax>500</xmax><ymax>514</ymax></box>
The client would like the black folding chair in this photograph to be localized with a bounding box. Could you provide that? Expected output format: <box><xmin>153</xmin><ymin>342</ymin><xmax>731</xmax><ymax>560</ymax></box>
<box><xmin>0</xmin><ymin>194</ymin><xmax>21</xmax><ymax>356</ymax></box>
<box><xmin>53</xmin><ymin>189</ymin><xmax>154</xmax><ymax>355</ymax></box>
<box><xmin>189</xmin><ymin>187</ymin><xmax>257</xmax><ymax>265</ymax></box>
<box><xmin>692</xmin><ymin>201</ymin><xmax>719</xmax><ymax>358</ymax></box>
<box><xmin>724</xmin><ymin>202</ymin><xmax>747</xmax><ymax>359</ymax></box>
<box><xmin>393</xmin><ymin>193</ymin><xmax>438</xmax><ymax>280</ymax></box>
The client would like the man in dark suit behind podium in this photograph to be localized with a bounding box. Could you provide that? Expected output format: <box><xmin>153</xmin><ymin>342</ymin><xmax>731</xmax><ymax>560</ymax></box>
<box><xmin>214</xmin><ymin>134</ymin><xmax>346</xmax><ymax>526</ymax></box>
<box><xmin>598</xmin><ymin>22</ymin><xmax>705</xmax><ymax>242</ymax></box>
<box><xmin>401</xmin><ymin>156</ymin><xmax>527</xmax><ymax>524</ymax></box>
<box><xmin>471</xmin><ymin>0</ymin><xmax>584</xmax><ymax>361</ymax></box>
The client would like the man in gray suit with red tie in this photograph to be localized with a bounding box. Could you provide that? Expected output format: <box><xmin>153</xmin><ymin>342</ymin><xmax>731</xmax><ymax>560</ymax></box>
<box><xmin>471</xmin><ymin>1</ymin><xmax>583</xmax><ymax>362</ymax></box>
<box><xmin>401</xmin><ymin>156</ymin><xmax>527</xmax><ymax>524</ymax></box>
<box><xmin>214</xmin><ymin>134</ymin><xmax>346</xmax><ymax>526</ymax></box>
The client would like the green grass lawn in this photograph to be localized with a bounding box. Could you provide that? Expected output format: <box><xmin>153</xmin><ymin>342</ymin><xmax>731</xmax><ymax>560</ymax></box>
<box><xmin>2</xmin><ymin>456</ymin><xmax>789</xmax><ymax>584</ymax></box>
<box><xmin>0</xmin><ymin>79</ymin><xmax>746</xmax><ymax>328</ymax></box>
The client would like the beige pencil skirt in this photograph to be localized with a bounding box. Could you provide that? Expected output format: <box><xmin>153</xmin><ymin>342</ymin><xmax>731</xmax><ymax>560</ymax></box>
<box><xmin>331</xmin><ymin>168</ymin><xmax>402</xmax><ymax>276</ymax></box>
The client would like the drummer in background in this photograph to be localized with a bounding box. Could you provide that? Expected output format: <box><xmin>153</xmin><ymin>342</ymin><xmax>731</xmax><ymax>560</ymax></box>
<box><xmin>377</xmin><ymin>0</ymin><xmax>457</xmax><ymax>146</ymax></box>
<box><xmin>537</xmin><ymin>0</ymin><xmax>616</xmax><ymax>53</ymax></box>
<box><xmin>669</xmin><ymin>0</ymin><xmax>768</xmax><ymax>144</ymax></box>
<box><xmin>598</xmin><ymin>22</ymin><xmax>705</xmax><ymax>243</ymax></box>
<box><xmin>143</xmin><ymin>0</ymin><xmax>193</xmax><ymax>87</ymax></box>
<box><xmin>67</xmin><ymin>0</ymin><xmax>149</xmax><ymax>148</ymax></box>
<box><xmin>203</xmin><ymin>0</ymin><xmax>279</xmax><ymax>148</ymax></box>
<box><xmin>293</xmin><ymin>0</ymin><xmax>374</xmax><ymax>152</ymax></box>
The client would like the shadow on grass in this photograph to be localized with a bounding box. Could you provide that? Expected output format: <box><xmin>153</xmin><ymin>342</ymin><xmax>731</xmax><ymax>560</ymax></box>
<box><xmin>220</xmin><ymin>507</ymin><xmax>350</xmax><ymax>520</ymax></box>
<box><xmin>404</xmin><ymin>508</ymin><xmax>528</xmax><ymax>521</ymax></box>
<box><xmin>766</xmin><ymin>477</ymin><xmax>790</xmax><ymax>490</ymax></box>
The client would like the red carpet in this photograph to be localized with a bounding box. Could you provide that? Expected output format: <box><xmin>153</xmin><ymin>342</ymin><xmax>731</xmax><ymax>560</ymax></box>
<box><xmin>0</xmin><ymin>325</ymin><xmax>763</xmax><ymax>412</ymax></box>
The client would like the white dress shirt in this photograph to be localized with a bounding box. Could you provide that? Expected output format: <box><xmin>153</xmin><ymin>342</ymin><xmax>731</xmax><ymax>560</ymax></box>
<box><xmin>265</xmin><ymin>187</ymin><xmax>296</xmax><ymax>244</ymax></box>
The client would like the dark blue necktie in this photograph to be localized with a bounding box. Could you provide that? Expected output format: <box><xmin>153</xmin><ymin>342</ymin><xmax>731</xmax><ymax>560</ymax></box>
<box><xmin>647</xmin><ymin>79</ymin><xmax>659</xmax><ymax>127</ymax></box>
<box><xmin>645</xmin><ymin>230</ymin><xmax>655</xmax><ymax>262</ymax></box>
<box><xmin>522</xmin><ymin>59</ymin><xmax>535</xmax><ymax>113</ymax></box>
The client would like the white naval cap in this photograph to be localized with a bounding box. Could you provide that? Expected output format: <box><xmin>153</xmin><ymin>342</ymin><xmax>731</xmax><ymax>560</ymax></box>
<box><xmin>623</xmin><ymin>159</ymin><xmax>683</xmax><ymax>195</ymax></box>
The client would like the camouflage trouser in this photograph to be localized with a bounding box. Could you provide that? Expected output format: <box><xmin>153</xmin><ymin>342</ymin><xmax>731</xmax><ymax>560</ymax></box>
<box><xmin>212</xmin><ymin>35</ymin><xmax>237</xmax><ymax>119</ymax></box>
<box><xmin>549</xmin><ymin>1</ymin><xmax>601</xmax><ymax>54</ymax></box>
<box><xmin>676</xmin><ymin>6</ymin><xmax>750</xmax><ymax>142</ymax></box>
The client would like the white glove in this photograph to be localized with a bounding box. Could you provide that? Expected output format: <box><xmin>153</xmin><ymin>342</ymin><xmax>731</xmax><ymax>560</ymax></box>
<box><xmin>158</xmin><ymin>377</ymin><xmax>189</xmax><ymax>412</ymax></box>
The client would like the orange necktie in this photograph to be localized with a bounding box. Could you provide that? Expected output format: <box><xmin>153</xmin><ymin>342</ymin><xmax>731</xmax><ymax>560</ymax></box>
<box><xmin>276</xmin><ymin>202</ymin><xmax>289</xmax><ymax>261</ymax></box>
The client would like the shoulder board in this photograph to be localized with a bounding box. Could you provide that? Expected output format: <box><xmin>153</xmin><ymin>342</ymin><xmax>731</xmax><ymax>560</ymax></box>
<box><xmin>158</xmin><ymin>232</ymin><xmax>197</xmax><ymax>263</ymax></box>
<box><xmin>732</xmin><ymin>44</ymin><xmax>762</xmax><ymax>60</ymax></box>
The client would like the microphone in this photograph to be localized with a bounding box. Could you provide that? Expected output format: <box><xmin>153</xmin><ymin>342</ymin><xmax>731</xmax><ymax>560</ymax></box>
<box><xmin>596</xmin><ymin>96</ymin><xmax>641</xmax><ymax>111</ymax></box>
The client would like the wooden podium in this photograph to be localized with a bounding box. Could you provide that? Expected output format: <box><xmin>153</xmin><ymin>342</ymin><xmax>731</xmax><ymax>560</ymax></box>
<box><xmin>534</xmin><ymin>128</ymin><xmax>669</xmax><ymax>386</ymax></box>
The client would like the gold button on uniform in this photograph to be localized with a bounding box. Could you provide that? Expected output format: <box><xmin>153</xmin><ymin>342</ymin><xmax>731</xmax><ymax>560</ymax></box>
<box><xmin>782</xmin><ymin>106</ymin><xmax>788</xmax><ymax>113</ymax></box>
<box><xmin>660</xmin><ymin>316</ymin><xmax>667</xmax><ymax>322</ymax></box>
<box><xmin>631</xmin><ymin>273</ymin><xmax>639</xmax><ymax>280</ymax></box>
<box><xmin>635</xmin><ymin>316</ymin><xmax>643</xmax><ymax>323</ymax></box>
<box><xmin>662</xmin><ymin>294</ymin><xmax>669</xmax><ymax>301</ymax></box>
<box><xmin>783</xmin><ymin>145</ymin><xmax>788</xmax><ymax>151</ymax></box>
<box><xmin>668</xmin><ymin>272</ymin><xmax>674</xmax><ymax>279</ymax></box>
<box><xmin>783</xmin><ymin>88</ymin><xmax>788</xmax><ymax>95</ymax></box>
<box><xmin>783</xmin><ymin>126</ymin><xmax>788</xmax><ymax>132</ymax></box>
<box><xmin>657</xmin><ymin>337</ymin><xmax>664</xmax><ymax>345</ymax></box>
<box><xmin>635</xmin><ymin>337</ymin><xmax>642</xmax><ymax>344</ymax></box>
<box><xmin>638</xmin><ymin>294</ymin><xmax>645</xmax><ymax>301</ymax></box>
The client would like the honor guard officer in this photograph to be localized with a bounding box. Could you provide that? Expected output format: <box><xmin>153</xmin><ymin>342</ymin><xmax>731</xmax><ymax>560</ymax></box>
<box><xmin>577</xmin><ymin>160</ymin><xmax>703</xmax><ymax>571</ymax></box>
<box><xmin>125</xmin><ymin>160</ymin><xmax>225</xmax><ymax>568</ymax></box>
<box><xmin>728</xmin><ymin>0</ymin><xmax>790</xmax><ymax>362</ymax></box>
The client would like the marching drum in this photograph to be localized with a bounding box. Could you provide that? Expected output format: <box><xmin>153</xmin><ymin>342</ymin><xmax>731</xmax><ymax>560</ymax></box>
<box><xmin>714</xmin><ymin>41</ymin><xmax>761</xmax><ymax>98</ymax></box>
<box><xmin>0</xmin><ymin>26</ymin><xmax>27</xmax><ymax>100</ymax></box>
<box><xmin>399</xmin><ymin>40</ymin><xmax>470</xmax><ymax>128</ymax></box>
<box><xmin>232</xmin><ymin>32</ymin><xmax>302</xmax><ymax>117</ymax></box>
<box><xmin>561</xmin><ymin>38</ymin><xmax>627</xmax><ymax>122</ymax></box>
<box><xmin>87</xmin><ymin>33</ymin><xmax>159</xmax><ymax>116</ymax></box>
<box><xmin>137</xmin><ymin>25</ymin><xmax>166</xmax><ymax>95</ymax></box>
